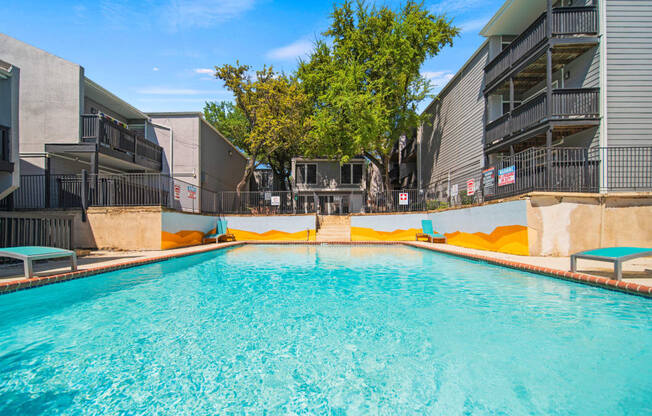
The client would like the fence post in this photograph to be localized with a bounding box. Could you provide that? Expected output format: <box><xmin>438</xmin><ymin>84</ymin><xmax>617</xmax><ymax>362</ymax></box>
<box><xmin>81</xmin><ymin>169</ymin><xmax>88</xmax><ymax>222</ymax></box>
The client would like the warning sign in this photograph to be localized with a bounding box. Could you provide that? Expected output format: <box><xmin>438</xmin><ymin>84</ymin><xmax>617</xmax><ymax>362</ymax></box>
<box><xmin>399</xmin><ymin>192</ymin><xmax>409</xmax><ymax>205</ymax></box>
<box><xmin>187</xmin><ymin>185</ymin><xmax>197</xmax><ymax>200</ymax></box>
<box><xmin>174</xmin><ymin>184</ymin><xmax>181</xmax><ymax>200</ymax></box>
<box><xmin>498</xmin><ymin>166</ymin><xmax>516</xmax><ymax>186</ymax></box>
<box><xmin>466</xmin><ymin>179</ymin><xmax>475</xmax><ymax>196</ymax></box>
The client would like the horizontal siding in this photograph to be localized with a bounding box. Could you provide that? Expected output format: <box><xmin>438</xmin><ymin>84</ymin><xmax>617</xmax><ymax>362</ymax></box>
<box><xmin>606</xmin><ymin>0</ymin><xmax>652</xmax><ymax>146</ymax></box>
<box><xmin>419</xmin><ymin>43</ymin><xmax>488</xmax><ymax>190</ymax></box>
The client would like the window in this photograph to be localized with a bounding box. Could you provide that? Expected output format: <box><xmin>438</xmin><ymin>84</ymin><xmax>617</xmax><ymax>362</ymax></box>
<box><xmin>296</xmin><ymin>163</ymin><xmax>317</xmax><ymax>185</ymax></box>
<box><xmin>341</xmin><ymin>163</ymin><xmax>363</xmax><ymax>184</ymax></box>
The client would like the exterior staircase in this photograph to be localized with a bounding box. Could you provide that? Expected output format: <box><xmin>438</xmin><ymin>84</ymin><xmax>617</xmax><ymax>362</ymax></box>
<box><xmin>316</xmin><ymin>215</ymin><xmax>351</xmax><ymax>242</ymax></box>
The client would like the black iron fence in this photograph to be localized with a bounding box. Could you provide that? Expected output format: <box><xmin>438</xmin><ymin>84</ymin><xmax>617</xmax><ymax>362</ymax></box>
<box><xmin>1</xmin><ymin>147</ymin><xmax>650</xmax><ymax>215</ymax></box>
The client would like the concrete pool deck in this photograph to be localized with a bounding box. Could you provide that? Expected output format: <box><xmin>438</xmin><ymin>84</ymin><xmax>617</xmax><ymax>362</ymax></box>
<box><xmin>0</xmin><ymin>241</ymin><xmax>650</xmax><ymax>297</ymax></box>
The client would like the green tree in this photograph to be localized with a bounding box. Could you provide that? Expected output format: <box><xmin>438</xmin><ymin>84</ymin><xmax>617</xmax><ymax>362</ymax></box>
<box><xmin>213</xmin><ymin>63</ymin><xmax>311</xmax><ymax>194</ymax></box>
<box><xmin>202</xmin><ymin>101</ymin><xmax>249</xmax><ymax>152</ymax></box>
<box><xmin>299</xmin><ymin>0</ymin><xmax>458</xmax><ymax>194</ymax></box>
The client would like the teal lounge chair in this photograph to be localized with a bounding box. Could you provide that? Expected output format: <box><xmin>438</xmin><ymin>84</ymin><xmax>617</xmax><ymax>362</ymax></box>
<box><xmin>570</xmin><ymin>247</ymin><xmax>652</xmax><ymax>281</ymax></box>
<box><xmin>202</xmin><ymin>219</ymin><xmax>235</xmax><ymax>244</ymax></box>
<box><xmin>0</xmin><ymin>246</ymin><xmax>77</xmax><ymax>278</ymax></box>
<box><xmin>416</xmin><ymin>220</ymin><xmax>446</xmax><ymax>243</ymax></box>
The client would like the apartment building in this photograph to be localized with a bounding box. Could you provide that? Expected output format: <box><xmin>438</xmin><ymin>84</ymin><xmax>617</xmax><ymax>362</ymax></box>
<box><xmin>0</xmin><ymin>34</ymin><xmax>246</xmax><ymax>210</ymax></box>
<box><xmin>418</xmin><ymin>0</ymin><xmax>652</xmax><ymax>200</ymax></box>
<box><xmin>147</xmin><ymin>112</ymin><xmax>247</xmax><ymax>193</ymax></box>
<box><xmin>0</xmin><ymin>59</ymin><xmax>19</xmax><ymax>199</ymax></box>
<box><xmin>291</xmin><ymin>157</ymin><xmax>366</xmax><ymax>214</ymax></box>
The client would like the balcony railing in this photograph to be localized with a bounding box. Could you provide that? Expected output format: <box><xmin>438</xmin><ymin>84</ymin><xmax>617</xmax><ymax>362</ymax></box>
<box><xmin>485</xmin><ymin>88</ymin><xmax>599</xmax><ymax>146</ymax></box>
<box><xmin>81</xmin><ymin>114</ymin><xmax>163</xmax><ymax>170</ymax></box>
<box><xmin>485</xmin><ymin>6</ymin><xmax>598</xmax><ymax>88</ymax></box>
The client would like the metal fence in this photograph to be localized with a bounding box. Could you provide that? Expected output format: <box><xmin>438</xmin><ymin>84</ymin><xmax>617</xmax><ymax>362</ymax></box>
<box><xmin>1</xmin><ymin>147</ymin><xmax>650</xmax><ymax>215</ymax></box>
<box><xmin>0</xmin><ymin>213</ymin><xmax>73</xmax><ymax>250</ymax></box>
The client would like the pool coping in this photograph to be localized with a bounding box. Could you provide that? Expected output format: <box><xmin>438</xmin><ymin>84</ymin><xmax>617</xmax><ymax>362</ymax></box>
<box><xmin>0</xmin><ymin>241</ymin><xmax>650</xmax><ymax>299</ymax></box>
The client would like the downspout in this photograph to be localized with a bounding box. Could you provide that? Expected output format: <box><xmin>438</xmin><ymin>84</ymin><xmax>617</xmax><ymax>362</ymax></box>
<box><xmin>149</xmin><ymin>121</ymin><xmax>173</xmax><ymax>208</ymax></box>
<box><xmin>598</xmin><ymin>0</ymin><xmax>608</xmax><ymax>193</ymax></box>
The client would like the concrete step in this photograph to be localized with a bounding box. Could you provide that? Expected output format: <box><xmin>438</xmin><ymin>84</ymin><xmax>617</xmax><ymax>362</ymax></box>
<box><xmin>316</xmin><ymin>221</ymin><xmax>351</xmax><ymax>241</ymax></box>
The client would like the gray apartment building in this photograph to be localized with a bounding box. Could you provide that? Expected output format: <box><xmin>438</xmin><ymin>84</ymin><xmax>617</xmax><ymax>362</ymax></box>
<box><xmin>418</xmin><ymin>0</ymin><xmax>652</xmax><ymax>200</ymax></box>
<box><xmin>0</xmin><ymin>34</ymin><xmax>246</xmax><ymax>210</ymax></box>
<box><xmin>0</xmin><ymin>59</ymin><xmax>19</xmax><ymax>199</ymax></box>
<box><xmin>291</xmin><ymin>157</ymin><xmax>366</xmax><ymax>214</ymax></box>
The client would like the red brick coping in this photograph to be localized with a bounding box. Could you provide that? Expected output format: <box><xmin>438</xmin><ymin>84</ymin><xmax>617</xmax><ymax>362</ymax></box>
<box><xmin>402</xmin><ymin>242</ymin><xmax>652</xmax><ymax>299</ymax></box>
<box><xmin>0</xmin><ymin>242</ymin><xmax>245</xmax><ymax>295</ymax></box>
<box><xmin>0</xmin><ymin>241</ymin><xmax>650</xmax><ymax>299</ymax></box>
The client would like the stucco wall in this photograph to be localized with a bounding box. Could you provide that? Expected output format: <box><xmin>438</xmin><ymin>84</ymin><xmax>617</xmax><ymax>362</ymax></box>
<box><xmin>161</xmin><ymin>212</ymin><xmax>317</xmax><ymax>249</ymax></box>
<box><xmin>223</xmin><ymin>215</ymin><xmax>316</xmax><ymax>241</ymax></box>
<box><xmin>85</xmin><ymin>206</ymin><xmax>162</xmax><ymax>250</ymax></box>
<box><xmin>350</xmin><ymin>202</ymin><xmax>529</xmax><ymax>255</ymax></box>
<box><xmin>149</xmin><ymin>114</ymin><xmax>200</xmax><ymax>185</ymax></box>
<box><xmin>527</xmin><ymin>194</ymin><xmax>652</xmax><ymax>256</ymax></box>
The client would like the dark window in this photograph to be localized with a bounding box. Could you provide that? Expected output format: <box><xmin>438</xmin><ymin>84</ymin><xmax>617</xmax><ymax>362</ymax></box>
<box><xmin>341</xmin><ymin>163</ymin><xmax>363</xmax><ymax>184</ymax></box>
<box><xmin>306</xmin><ymin>164</ymin><xmax>317</xmax><ymax>184</ymax></box>
<box><xmin>353</xmin><ymin>164</ymin><xmax>363</xmax><ymax>184</ymax></box>
<box><xmin>296</xmin><ymin>163</ymin><xmax>317</xmax><ymax>184</ymax></box>
<box><xmin>0</xmin><ymin>126</ymin><xmax>8</xmax><ymax>162</ymax></box>
<box><xmin>341</xmin><ymin>164</ymin><xmax>352</xmax><ymax>184</ymax></box>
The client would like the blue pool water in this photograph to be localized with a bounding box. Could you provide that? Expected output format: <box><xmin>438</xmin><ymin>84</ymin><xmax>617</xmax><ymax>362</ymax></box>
<box><xmin>0</xmin><ymin>245</ymin><xmax>650</xmax><ymax>415</ymax></box>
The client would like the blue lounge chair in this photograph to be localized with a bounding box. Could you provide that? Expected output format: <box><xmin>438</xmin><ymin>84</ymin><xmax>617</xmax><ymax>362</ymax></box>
<box><xmin>570</xmin><ymin>247</ymin><xmax>652</xmax><ymax>281</ymax></box>
<box><xmin>416</xmin><ymin>220</ymin><xmax>446</xmax><ymax>243</ymax></box>
<box><xmin>0</xmin><ymin>246</ymin><xmax>77</xmax><ymax>278</ymax></box>
<box><xmin>202</xmin><ymin>219</ymin><xmax>235</xmax><ymax>244</ymax></box>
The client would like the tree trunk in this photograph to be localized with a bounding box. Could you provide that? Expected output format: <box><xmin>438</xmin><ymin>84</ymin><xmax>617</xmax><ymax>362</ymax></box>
<box><xmin>383</xmin><ymin>154</ymin><xmax>393</xmax><ymax>208</ymax></box>
<box><xmin>236</xmin><ymin>157</ymin><xmax>256</xmax><ymax>196</ymax></box>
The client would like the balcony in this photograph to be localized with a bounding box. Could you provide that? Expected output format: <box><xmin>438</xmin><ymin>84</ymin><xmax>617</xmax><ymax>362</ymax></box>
<box><xmin>81</xmin><ymin>114</ymin><xmax>163</xmax><ymax>171</ymax></box>
<box><xmin>485</xmin><ymin>88</ymin><xmax>599</xmax><ymax>150</ymax></box>
<box><xmin>485</xmin><ymin>6</ymin><xmax>598</xmax><ymax>91</ymax></box>
<box><xmin>401</xmin><ymin>139</ymin><xmax>417</xmax><ymax>162</ymax></box>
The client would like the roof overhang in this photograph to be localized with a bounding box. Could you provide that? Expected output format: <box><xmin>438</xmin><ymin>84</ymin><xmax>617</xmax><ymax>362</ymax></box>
<box><xmin>84</xmin><ymin>77</ymin><xmax>148</xmax><ymax>121</ymax></box>
<box><xmin>0</xmin><ymin>60</ymin><xmax>13</xmax><ymax>79</ymax></box>
<box><xmin>480</xmin><ymin>0</ymin><xmax>547</xmax><ymax>37</ymax></box>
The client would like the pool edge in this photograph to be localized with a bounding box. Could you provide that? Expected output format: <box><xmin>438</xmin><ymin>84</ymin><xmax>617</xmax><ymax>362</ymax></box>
<box><xmin>0</xmin><ymin>242</ymin><xmax>246</xmax><ymax>295</ymax></box>
<box><xmin>1</xmin><ymin>241</ymin><xmax>650</xmax><ymax>299</ymax></box>
<box><xmin>402</xmin><ymin>242</ymin><xmax>652</xmax><ymax>299</ymax></box>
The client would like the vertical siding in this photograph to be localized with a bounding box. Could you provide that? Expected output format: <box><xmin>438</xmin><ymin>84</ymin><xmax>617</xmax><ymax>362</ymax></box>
<box><xmin>418</xmin><ymin>43</ymin><xmax>488</xmax><ymax>192</ymax></box>
<box><xmin>606</xmin><ymin>0</ymin><xmax>652</xmax><ymax>146</ymax></box>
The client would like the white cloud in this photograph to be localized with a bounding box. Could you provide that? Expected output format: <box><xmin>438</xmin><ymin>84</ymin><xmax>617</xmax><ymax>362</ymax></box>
<box><xmin>422</xmin><ymin>71</ymin><xmax>455</xmax><ymax>88</ymax></box>
<box><xmin>266</xmin><ymin>39</ymin><xmax>313</xmax><ymax>61</ymax></box>
<box><xmin>459</xmin><ymin>16</ymin><xmax>490</xmax><ymax>33</ymax></box>
<box><xmin>163</xmin><ymin>0</ymin><xmax>257</xmax><ymax>31</ymax></box>
<box><xmin>194</xmin><ymin>68</ymin><xmax>214</xmax><ymax>75</ymax></box>
<box><xmin>137</xmin><ymin>87</ymin><xmax>228</xmax><ymax>95</ymax></box>
<box><xmin>152</xmin><ymin>67</ymin><xmax>160</xmax><ymax>71</ymax></box>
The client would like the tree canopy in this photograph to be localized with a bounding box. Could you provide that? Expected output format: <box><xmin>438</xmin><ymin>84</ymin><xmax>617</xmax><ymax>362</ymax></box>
<box><xmin>202</xmin><ymin>101</ymin><xmax>249</xmax><ymax>154</ymax></box>
<box><xmin>211</xmin><ymin>63</ymin><xmax>311</xmax><ymax>192</ymax></box>
<box><xmin>298</xmin><ymin>0</ymin><xmax>458</xmax><ymax>192</ymax></box>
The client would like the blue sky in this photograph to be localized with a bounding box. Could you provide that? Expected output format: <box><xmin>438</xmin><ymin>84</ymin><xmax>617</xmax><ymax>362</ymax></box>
<box><xmin>2</xmin><ymin>0</ymin><xmax>504</xmax><ymax>113</ymax></box>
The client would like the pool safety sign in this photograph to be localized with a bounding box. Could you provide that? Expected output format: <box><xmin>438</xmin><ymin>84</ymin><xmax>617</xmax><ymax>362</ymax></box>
<box><xmin>264</xmin><ymin>192</ymin><xmax>271</xmax><ymax>201</ymax></box>
<box><xmin>187</xmin><ymin>185</ymin><xmax>197</xmax><ymax>200</ymax></box>
<box><xmin>451</xmin><ymin>184</ymin><xmax>458</xmax><ymax>197</ymax></box>
<box><xmin>498</xmin><ymin>166</ymin><xmax>516</xmax><ymax>186</ymax></box>
<box><xmin>174</xmin><ymin>184</ymin><xmax>181</xmax><ymax>200</ymax></box>
<box><xmin>399</xmin><ymin>192</ymin><xmax>409</xmax><ymax>205</ymax></box>
<box><xmin>270</xmin><ymin>196</ymin><xmax>280</xmax><ymax>206</ymax></box>
<box><xmin>466</xmin><ymin>179</ymin><xmax>475</xmax><ymax>196</ymax></box>
<box><xmin>483</xmin><ymin>167</ymin><xmax>495</xmax><ymax>195</ymax></box>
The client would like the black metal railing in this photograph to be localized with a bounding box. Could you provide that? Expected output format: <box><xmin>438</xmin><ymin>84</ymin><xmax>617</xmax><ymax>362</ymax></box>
<box><xmin>485</xmin><ymin>6</ymin><xmax>598</xmax><ymax>88</ymax></box>
<box><xmin>2</xmin><ymin>147</ymin><xmax>650</xmax><ymax>214</ymax></box>
<box><xmin>81</xmin><ymin>114</ymin><xmax>163</xmax><ymax>169</ymax></box>
<box><xmin>0</xmin><ymin>213</ymin><xmax>73</xmax><ymax>250</ymax></box>
<box><xmin>485</xmin><ymin>88</ymin><xmax>599</xmax><ymax>146</ymax></box>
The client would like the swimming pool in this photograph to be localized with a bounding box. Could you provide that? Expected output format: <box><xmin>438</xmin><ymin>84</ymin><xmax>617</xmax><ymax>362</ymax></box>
<box><xmin>0</xmin><ymin>245</ymin><xmax>650</xmax><ymax>414</ymax></box>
